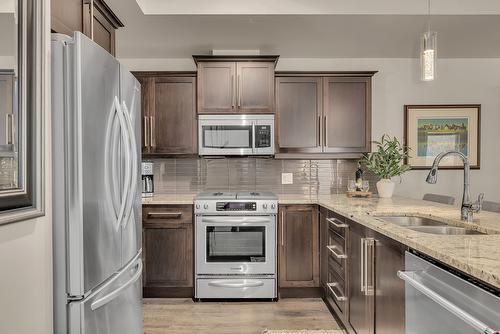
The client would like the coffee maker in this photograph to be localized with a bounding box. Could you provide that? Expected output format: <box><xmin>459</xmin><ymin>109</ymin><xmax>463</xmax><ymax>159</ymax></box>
<box><xmin>141</xmin><ymin>161</ymin><xmax>154</xmax><ymax>197</ymax></box>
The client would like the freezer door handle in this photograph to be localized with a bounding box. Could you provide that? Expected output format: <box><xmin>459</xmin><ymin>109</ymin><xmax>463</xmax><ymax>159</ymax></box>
<box><xmin>91</xmin><ymin>260</ymin><xmax>142</xmax><ymax>311</ymax></box>
<box><xmin>398</xmin><ymin>270</ymin><xmax>500</xmax><ymax>334</ymax></box>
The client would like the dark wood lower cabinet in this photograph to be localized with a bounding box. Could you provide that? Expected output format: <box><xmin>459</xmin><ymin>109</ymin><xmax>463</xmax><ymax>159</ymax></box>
<box><xmin>143</xmin><ymin>205</ymin><xmax>194</xmax><ymax>297</ymax></box>
<box><xmin>320</xmin><ymin>209</ymin><xmax>406</xmax><ymax>334</ymax></box>
<box><xmin>278</xmin><ymin>205</ymin><xmax>320</xmax><ymax>296</ymax></box>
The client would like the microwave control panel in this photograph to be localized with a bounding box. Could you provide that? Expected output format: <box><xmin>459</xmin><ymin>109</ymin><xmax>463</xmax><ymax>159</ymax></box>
<box><xmin>255</xmin><ymin>125</ymin><xmax>271</xmax><ymax>148</ymax></box>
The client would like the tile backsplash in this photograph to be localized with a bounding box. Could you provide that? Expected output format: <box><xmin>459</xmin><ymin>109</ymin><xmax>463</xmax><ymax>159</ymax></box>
<box><xmin>150</xmin><ymin>158</ymin><xmax>378</xmax><ymax>196</ymax></box>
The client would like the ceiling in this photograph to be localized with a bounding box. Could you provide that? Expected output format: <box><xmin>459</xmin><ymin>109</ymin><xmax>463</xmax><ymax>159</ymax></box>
<box><xmin>107</xmin><ymin>0</ymin><xmax>500</xmax><ymax>59</ymax></box>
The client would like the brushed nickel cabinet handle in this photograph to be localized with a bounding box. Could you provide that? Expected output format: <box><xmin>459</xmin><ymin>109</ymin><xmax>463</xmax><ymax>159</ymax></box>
<box><xmin>147</xmin><ymin>212</ymin><xmax>183</xmax><ymax>218</ymax></box>
<box><xmin>231</xmin><ymin>74</ymin><xmax>235</xmax><ymax>108</ymax></box>
<box><xmin>365</xmin><ymin>238</ymin><xmax>375</xmax><ymax>296</ymax></box>
<box><xmin>281</xmin><ymin>211</ymin><xmax>284</xmax><ymax>247</ymax></box>
<box><xmin>323</xmin><ymin>115</ymin><xmax>327</xmax><ymax>147</ymax></box>
<box><xmin>326</xmin><ymin>217</ymin><xmax>347</xmax><ymax>228</ymax></box>
<box><xmin>149</xmin><ymin>116</ymin><xmax>155</xmax><ymax>149</ymax></box>
<box><xmin>237</xmin><ymin>74</ymin><xmax>241</xmax><ymax>107</ymax></box>
<box><xmin>360</xmin><ymin>238</ymin><xmax>365</xmax><ymax>292</ymax></box>
<box><xmin>5</xmin><ymin>114</ymin><xmax>14</xmax><ymax>145</ymax></box>
<box><xmin>326</xmin><ymin>245</ymin><xmax>347</xmax><ymax>259</ymax></box>
<box><xmin>143</xmin><ymin>116</ymin><xmax>149</xmax><ymax>148</ymax></box>
<box><xmin>327</xmin><ymin>282</ymin><xmax>347</xmax><ymax>302</ymax></box>
<box><xmin>317</xmin><ymin>116</ymin><xmax>321</xmax><ymax>146</ymax></box>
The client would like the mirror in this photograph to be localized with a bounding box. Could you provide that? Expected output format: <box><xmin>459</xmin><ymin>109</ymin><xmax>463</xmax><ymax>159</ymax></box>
<box><xmin>0</xmin><ymin>0</ymin><xmax>45</xmax><ymax>221</ymax></box>
<box><xmin>0</xmin><ymin>0</ymin><xmax>18</xmax><ymax>191</ymax></box>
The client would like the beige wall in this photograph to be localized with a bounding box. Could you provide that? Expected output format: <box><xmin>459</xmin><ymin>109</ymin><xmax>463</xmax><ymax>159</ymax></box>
<box><xmin>121</xmin><ymin>57</ymin><xmax>500</xmax><ymax>203</ymax></box>
<box><xmin>0</xmin><ymin>0</ymin><xmax>52</xmax><ymax>332</ymax></box>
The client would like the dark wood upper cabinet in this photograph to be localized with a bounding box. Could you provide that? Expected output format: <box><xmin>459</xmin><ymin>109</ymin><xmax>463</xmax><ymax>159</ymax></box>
<box><xmin>51</xmin><ymin>0</ymin><xmax>84</xmax><ymax>36</ymax></box>
<box><xmin>236</xmin><ymin>62</ymin><xmax>274</xmax><ymax>113</ymax></box>
<box><xmin>276</xmin><ymin>77</ymin><xmax>322</xmax><ymax>153</ymax></box>
<box><xmin>323</xmin><ymin>77</ymin><xmax>371</xmax><ymax>153</ymax></box>
<box><xmin>194</xmin><ymin>56</ymin><xmax>278</xmax><ymax>114</ymax></box>
<box><xmin>135</xmin><ymin>73</ymin><xmax>197</xmax><ymax>156</ymax></box>
<box><xmin>278</xmin><ymin>205</ymin><xmax>319</xmax><ymax>288</ymax></box>
<box><xmin>275</xmin><ymin>72</ymin><xmax>375</xmax><ymax>157</ymax></box>
<box><xmin>142</xmin><ymin>205</ymin><xmax>194</xmax><ymax>297</ymax></box>
<box><xmin>197</xmin><ymin>62</ymin><xmax>236</xmax><ymax>113</ymax></box>
<box><xmin>51</xmin><ymin>0</ymin><xmax>123</xmax><ymax>56</ymax></box>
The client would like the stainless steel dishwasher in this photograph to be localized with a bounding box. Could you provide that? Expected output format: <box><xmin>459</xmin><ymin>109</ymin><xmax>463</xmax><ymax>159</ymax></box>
<box><xmin>398</xmin><ymin>252</ymin><xmax>500</xmax><ymax>334</ymax></box>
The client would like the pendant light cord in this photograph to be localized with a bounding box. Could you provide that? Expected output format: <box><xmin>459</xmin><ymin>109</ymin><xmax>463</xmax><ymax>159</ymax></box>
<box><xmin>427</xmin><ymin>0</ymin><xmax>431</xmax><ymax>33</ymax></box>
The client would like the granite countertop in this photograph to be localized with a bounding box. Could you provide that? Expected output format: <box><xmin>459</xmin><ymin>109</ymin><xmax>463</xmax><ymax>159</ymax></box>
<box><xmin>142</xmin><ymin>193</ymin><xmax>500</xmax><ymax>290</ymax></box>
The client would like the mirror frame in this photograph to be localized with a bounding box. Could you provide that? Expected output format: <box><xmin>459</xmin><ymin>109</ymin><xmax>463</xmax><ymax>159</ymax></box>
<box><xmin>0</xmin><ymin>0</ymin><xmax>46</xmax><ymax>224</ymax></box>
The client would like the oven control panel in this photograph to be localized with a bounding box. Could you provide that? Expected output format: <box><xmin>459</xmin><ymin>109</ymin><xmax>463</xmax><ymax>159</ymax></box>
<box><xmin>216</xmin><ymin>202</ymin><xmax>257</xmax><ymax>211</ymax></box>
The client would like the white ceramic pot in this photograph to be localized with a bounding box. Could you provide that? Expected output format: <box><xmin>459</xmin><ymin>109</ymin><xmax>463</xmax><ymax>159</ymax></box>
<box><xmin>376</xmin><ymin>179</ymin><xmax>395</xmax><ymax>198</ymax></box>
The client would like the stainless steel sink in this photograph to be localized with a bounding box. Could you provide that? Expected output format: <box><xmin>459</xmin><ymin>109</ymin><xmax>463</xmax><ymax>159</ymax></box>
<box><xmin>407</xmin><ymin>226</ymin><xmax>485</xmax><ymax>235</ymax></box>
<box><xmin>375</xmin><ymin>215</ymin><xmax>447</xmax><ymax>227</ymax></box>
<box><xmin>374</xmin><ymin>215</ymin><xmax>486</xmax><ymax>235</ymax></box>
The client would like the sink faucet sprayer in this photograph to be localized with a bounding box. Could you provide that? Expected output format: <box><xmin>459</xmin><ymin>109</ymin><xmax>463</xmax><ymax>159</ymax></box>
<box><xmin>426</xmin><ymin>150</ymin><xmax>484</xmax><ymax>222</ymax></box>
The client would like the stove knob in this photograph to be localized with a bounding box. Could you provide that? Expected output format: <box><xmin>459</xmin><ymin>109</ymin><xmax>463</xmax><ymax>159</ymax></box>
<box><xmin>195</xmin><ymin>204</ymin><xmax>200</xmax><ymax>210</ymax></box>
<box><xmin>271</xmin><ymin>203</ymin><xmax>276</xmax><ymax>210</ymax></box>
<box><xmin>262</xmin><ymin>203</ymin><xmax>268</xmax><ymax>209</ymax></box>
<box><xmin>204</xmin><ymin>203</ymin><xmax>209</xmax><ymax>209</ymax></box>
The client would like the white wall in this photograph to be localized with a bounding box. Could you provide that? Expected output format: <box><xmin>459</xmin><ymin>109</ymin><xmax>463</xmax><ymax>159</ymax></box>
<box><xmin>0</xmin><ymin>0</ymin><xmax>52</xmax><ymax>332</ymax></box>
<box><xmin>120</xmin><ymin>57</ymin><xmax>500</xmax><ymax>203</ymax></box>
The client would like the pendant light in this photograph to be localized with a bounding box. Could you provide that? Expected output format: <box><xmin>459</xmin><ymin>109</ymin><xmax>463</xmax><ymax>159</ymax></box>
<box><xmin>421</xmin><ymin>0</ymin><xmax>437</xmax><ymax>81</ymax></box>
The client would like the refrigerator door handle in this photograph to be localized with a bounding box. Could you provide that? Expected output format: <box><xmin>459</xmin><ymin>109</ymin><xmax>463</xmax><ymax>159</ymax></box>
<box><xmin>120</xmin><ymin>101</ymin><xmax>138</xmax><ymax>229</ymax></box>
<box><xmin>90</xmin><ymin>260</ymin><xmax>142</xmax><ymax>311</ymax></box>
<box><xmin>104</xmin><ymin>97</ymin><xmax>126</xmax><ymax>230</ymax></box>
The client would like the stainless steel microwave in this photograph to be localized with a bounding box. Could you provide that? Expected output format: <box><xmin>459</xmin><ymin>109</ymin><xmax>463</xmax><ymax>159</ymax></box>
<box><xmin>198</xmin><ymin>115</ymin><xmax>275</xmax><ymax>156</ymax></box>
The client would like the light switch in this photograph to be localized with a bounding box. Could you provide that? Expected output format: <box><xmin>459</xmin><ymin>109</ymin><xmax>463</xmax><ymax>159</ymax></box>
<box><xmin>281</xmin><ymin>173</ymin><xmax>293</xmax><ymax>185</ymax></box>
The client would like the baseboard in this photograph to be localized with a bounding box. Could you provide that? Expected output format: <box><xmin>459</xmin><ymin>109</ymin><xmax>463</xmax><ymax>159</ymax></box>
<box><xmin>279</xmin><ymin>287</ymin><xmax>323</xmax><ymax>298</ymax></box>
<box><xmin>143</xmin><ymin>287</ymin><xmax>194</xmax><ymax>298</ymax></box>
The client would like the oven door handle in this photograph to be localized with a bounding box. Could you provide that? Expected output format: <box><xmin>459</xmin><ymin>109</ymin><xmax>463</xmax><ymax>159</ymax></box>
<box><xmin>208</xmin><ymin>280</ymin><xmax>265</xmax><ymax>288</ymax></box>
<box><xmin>201</xmin><ymin>217</ymin><xmax>271</xmax><ymax>224</ymax></box>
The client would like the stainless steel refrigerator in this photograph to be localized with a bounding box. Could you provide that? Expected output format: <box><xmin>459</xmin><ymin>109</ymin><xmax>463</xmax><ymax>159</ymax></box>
<box><xmin>52</xmin><ymin>32</ymin><xmax>142</xmax><ymax>334</ymax></box>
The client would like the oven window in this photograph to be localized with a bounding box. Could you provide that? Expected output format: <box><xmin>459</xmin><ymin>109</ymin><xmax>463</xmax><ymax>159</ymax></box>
<box><xmin>202</xmin><ymin>125</ymin><xmax>252</xmax><ymax>149</ymax></box>
<box><xmin>206</xmin><ymin>226</ymin><xmax>265</xmax><ymax>262</ymax></box>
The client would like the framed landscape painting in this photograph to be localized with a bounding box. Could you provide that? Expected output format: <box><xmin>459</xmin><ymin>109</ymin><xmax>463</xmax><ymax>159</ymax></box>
<box><xmin>404</xmin><ymin>105</ymin><xmax>480</xmax><ymax>169</ymax></box>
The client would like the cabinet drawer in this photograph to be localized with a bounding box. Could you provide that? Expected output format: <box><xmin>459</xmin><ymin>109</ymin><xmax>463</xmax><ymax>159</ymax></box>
<box><xmin>325</xmin><ymin>212</ymin><xmax>348</xmax><ymax>238</ymax></box>
<box><xmin>196</xmin><ymin>278</ymin><xmax>276</xmax><ymax>299</ymax></box>
<box><xmin>326</xmin><ymin>261</ymin><xmax>347</xmax><ymax>314</ymax></box>
<box><xmin>143</xmin><ymin>205</ymin><xmax>193</xmax><ymax>227</ymax></box>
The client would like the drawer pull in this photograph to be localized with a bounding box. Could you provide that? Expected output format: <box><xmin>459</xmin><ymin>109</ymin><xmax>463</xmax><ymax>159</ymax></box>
<box><xmin>147</xmin><ymin>212</ymin><xmax>183</xmax><ymax>218</ymax></box>
<box><xmin>327</xmin><ymin>282</ymin><xmax>347</xmax><ymax>302</ymax></box>
<box><xmin>327</xmin><ymin>245</ymin><xmax>347</xmax><ymax>259</ymax></box>
<box><xmin>326</xmin><ymin>217</ymin><xmax>347</xmax><ymax>228</ymax></box>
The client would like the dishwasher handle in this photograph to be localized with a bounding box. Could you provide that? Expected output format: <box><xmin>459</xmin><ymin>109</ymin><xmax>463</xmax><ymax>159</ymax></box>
<box><xmin>398</xmin><ymin>270</ymin><xmax>500</xmax><ymax>334</ymax></box>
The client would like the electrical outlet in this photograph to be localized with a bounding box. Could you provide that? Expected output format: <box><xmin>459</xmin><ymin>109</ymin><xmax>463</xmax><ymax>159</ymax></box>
<box><xmin>281</xmin><ymin>173</ymin><xmax>293</xmax><ymax>185</ymax></box>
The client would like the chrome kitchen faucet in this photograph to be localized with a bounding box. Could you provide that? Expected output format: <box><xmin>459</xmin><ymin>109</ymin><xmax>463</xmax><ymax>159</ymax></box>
<box><xmin>426</xmin><ymin>150</ymin><xmax>484</xmax><ymax>222</ymax></box>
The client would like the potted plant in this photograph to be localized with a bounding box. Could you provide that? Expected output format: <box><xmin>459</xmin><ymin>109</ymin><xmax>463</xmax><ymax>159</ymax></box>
<box><xmin>361</xmin><ymin>134</ymin><xmax>411</xmax><ymax>198</ymax></box>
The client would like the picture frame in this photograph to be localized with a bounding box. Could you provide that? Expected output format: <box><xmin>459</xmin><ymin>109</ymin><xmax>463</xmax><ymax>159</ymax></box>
<box><xmin>404</xmin><ymin>104</ymin><xmax>481</xmax><ymax>169</ymax></box>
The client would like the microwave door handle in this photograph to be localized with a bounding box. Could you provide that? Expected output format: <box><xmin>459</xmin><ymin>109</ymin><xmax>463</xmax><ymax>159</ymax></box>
<box><xmin>252</xmin><ymin>122</ymin><xmax>256</xmax><ymax>154</ymax></box>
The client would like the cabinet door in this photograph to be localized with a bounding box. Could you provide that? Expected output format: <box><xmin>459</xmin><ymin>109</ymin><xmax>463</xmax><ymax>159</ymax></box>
<box><xmin>276</xmin><ymin>77</ymin><xmax>322</xmax><ymax>153</ymax></box>
<box><xmin>279</xmin><ymin>205</ymin><xmax>319</xmax><ymax>288</ymax></box>
<box><xmin>143</xmin><ymin>206</ymin><xmax>193</xmax><ymax>293</ymax></box>
<box><xmin>197</xmin><ymin>62</ymin><xmax>236</xmax><ymax>113</ymax></box>
<box><xmin>136</xmin><ymin>76</ymin><xmax>153</xmax><ymax>153</ymax></box>
<box><xmin>374</xmin><ymin>233</ymin><xmax>406</xmax><ymax>334</ymax></box>
<box><xmin>151</xmin><ymin>77</ymin><xmax>197</xmax><ymax>154</ymax></box>
<box><xmin>348</xmin><ymin>220</ymin><xmax>374</xmax><ymax>334</ymax></box>
<box><xmin>51</xmin><ymin>0</ymin><xmax>83</xmax><ymax>35</ymax></box>
<box><xmin>236</xmin><ymin>62</ymin><xmax>274</xmax><ymax>113</ymax></box>
<box><xmin>323</xmin><ymin>77</ymin><xmax>371</xmax><ymax>153</ymax></box>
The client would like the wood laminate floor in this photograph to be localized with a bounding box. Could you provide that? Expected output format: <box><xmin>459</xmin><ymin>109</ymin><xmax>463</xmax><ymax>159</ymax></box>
<box><xmin>144</xmin><ymin>298</ymin><xmax>342</xmax><ymax>334</ymax></box>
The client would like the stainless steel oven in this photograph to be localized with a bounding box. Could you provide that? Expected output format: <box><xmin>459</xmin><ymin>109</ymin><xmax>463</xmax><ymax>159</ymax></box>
<box><xmin>198</xmin><ymin>114</ymin><xmax>274</xmax><ymax>156</ymax></box>
<box><xmin>196</xmin><ymin>215</ymin><xmax>276</xmax><ymax>275</ymax></box>
<box><xmin>194</xmin><ymin>191</ymin><xmax>278</xmax><ymax>299</ymax></box>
